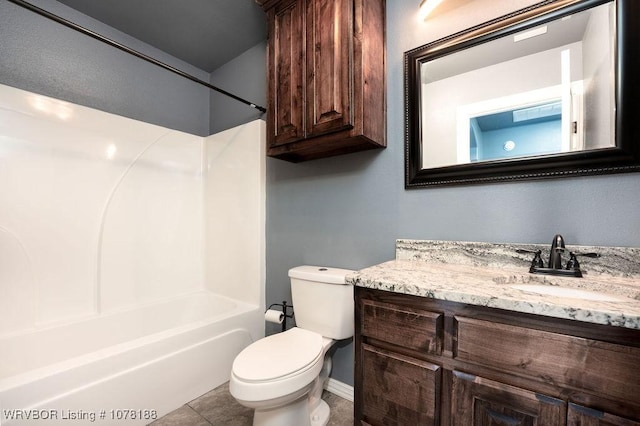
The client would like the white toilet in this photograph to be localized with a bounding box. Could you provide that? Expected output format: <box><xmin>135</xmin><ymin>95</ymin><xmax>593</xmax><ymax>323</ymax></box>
<box><xmin>229</xmin><ymin>265</ymin><xmax>354</xmax><ymax>426</ymax></box>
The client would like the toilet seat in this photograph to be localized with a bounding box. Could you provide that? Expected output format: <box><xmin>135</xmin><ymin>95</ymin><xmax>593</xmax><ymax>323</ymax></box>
<box><xmin>233</xmin><ymin>328</ymin><xmax>323</xmax><ymax>382</ymax></box>
<box><xmin>229</xmin><ymin>328</ymin><xmax>330</xmax><ymax>404</ymax></box>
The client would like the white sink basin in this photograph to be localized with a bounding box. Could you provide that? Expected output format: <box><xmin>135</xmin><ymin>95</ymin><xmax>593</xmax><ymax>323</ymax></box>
<box><xmin>510</xmin><ymin>284</ymin><xmax>627</xmax><ymax>302</ymax></box>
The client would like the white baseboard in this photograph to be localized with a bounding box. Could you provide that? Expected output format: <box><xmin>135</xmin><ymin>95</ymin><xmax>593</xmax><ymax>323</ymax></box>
<box><xmin>324</xmin><ymin>378</ymin><xmax>354</xmax><ymax>402</ymax></box>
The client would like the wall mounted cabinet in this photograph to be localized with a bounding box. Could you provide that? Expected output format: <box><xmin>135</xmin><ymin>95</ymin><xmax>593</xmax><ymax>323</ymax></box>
<box><xmin>258</xmin><ymin>0</ymin><xmax>386</xmax><ymax>162</ymax></box>
<box><xmin>355</xmin><ymin>287</ymin><xmax>640</xmax><ymax>426</ymax></box>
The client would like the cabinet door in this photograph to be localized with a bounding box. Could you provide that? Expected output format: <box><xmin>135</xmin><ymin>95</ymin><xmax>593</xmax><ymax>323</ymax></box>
<box><xmin>361</xmin><ymin>343</ymin><xmax>441</xmax><ymax>425</ymax></box>
<box><xmin>305</xmin><ymin>0</ymin><xmax>353</xmax><ymax>138</ymax></box>
<box><xmin>451</xmin><ymin>371</ymin><xmax>566</xmax><ymax>426</ymax></box>
<box><xmin>568</xmin><ymin>403</ymin><xmax>640</xmax><ymax>426</ymax></box>
<box><xmin>267</xmin><ymin>0</ymin><xmax>305</xmax><ymax>147</ymax></box>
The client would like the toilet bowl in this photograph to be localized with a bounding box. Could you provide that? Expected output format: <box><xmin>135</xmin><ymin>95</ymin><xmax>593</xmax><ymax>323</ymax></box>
<box><xmin>229</xmin><ymin>265</ymin><xmax>354</xmax><ymax>426</ymax></box>
<box><xmin>229</xmin><ymin>328</ymin><xmax>335</xmax><ymax>426</ymax></box>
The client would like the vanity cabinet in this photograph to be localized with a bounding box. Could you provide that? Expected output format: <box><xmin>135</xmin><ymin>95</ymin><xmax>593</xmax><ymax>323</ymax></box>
<box><xmin>355</xmin><ymin>287</ymin><xmax>640</xmax><ymax>426</ymax></box>
<box><xmin>258</xmin><ymin>0</ymin><xmax>386</xmax><ymax>162</ymax></box>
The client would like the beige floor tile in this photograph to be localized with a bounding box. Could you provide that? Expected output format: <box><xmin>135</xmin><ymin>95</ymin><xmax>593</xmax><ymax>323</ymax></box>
<box><xmin>188</xmin><ymin>383</ymin><xmax>253</xmax><ymax>425</ymax></box>
<box><xmin>153</xmin><ymin>382</ymin><xmax>353</xmax><ymax>426</ymax></box>
<box><xmin>149</xmin><ymin>405</ymin><xmax>210</xmax><ymax>426</ymax></box>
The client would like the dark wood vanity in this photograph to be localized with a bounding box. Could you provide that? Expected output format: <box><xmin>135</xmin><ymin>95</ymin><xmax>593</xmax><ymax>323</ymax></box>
<box><xmin>355</xmin><ymin>286</ymin><xmax>640</xmax><ymax>425</ymax></box>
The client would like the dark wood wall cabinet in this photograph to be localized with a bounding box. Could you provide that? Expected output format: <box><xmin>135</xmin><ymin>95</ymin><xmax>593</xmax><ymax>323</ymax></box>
<box><xmin>355</xmin><ymin>287</ymin><xmax>640</xmax><ymax>426</ymax></box>
<box><xmin>257</xmin><ymin>0</ymin><xmax>386</xmax><ymax>162</ymax></box>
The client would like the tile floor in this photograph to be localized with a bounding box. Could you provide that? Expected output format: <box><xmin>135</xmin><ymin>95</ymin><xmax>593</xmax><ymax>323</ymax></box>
<box><xmin>150</xmin><ymin>382</ymin><xmax>353</xmax><ymax>426</ymax></box>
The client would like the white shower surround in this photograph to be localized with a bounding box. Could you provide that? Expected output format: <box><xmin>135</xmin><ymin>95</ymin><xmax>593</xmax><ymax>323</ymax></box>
<box><xmin>0</xmin><ymin>84</ymin><xmax>265</xmax><ymax>423</ymax></box>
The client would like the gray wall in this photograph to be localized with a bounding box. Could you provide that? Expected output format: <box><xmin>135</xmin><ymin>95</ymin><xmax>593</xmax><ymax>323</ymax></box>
<box><xmin>0</xmin><ymin>0</ymin><xmax>210</xmax><ymax>136</ymax></box>
<box><xmin>209</xmin><ymin>42</ymin><xmax>267</xmax><ymax>135</ymax></box>
<box><xmin>266</xmin><ymin>0</ymin><xmax>640</xmax><ymax>387</ymax></box>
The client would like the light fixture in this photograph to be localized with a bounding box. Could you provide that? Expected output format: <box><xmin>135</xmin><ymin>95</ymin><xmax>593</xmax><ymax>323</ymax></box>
<box><xmin>419</xmin><ymin>0</ymin><xmax>443</xmax><ymax>20</ymax></box>
<box><xmin>513</xmin><ymin>101</ymin><xmax>562</xmax><ymax>122</ymax></box>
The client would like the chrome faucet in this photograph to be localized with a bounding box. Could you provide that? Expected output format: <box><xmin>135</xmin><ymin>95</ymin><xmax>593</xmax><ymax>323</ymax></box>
<box><xmin>548</xmin><ymin>234</ymin><xmax>566</xmax><ymax>269</ymax></box>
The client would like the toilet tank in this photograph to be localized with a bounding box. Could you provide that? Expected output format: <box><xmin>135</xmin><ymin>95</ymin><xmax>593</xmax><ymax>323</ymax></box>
<box><xmin>288</xmin><ymin>266</ymin><xmax>355</xmax><ymax>340</ymax></box>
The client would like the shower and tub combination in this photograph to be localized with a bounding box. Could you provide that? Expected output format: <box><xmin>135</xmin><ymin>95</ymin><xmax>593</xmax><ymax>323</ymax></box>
<box><xmin>0</xmin><ymin>83</ymin><xmax>266</xmax><ymax>424</ymax></box>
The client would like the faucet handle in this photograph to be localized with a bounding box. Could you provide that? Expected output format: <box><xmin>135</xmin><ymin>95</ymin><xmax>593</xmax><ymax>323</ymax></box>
<box><xmin>566</xmin><ymin>252</ymin><xmax>580</xmax><ymax>270</ymax></box>
<box><xmin>516</xmin><ymin>249</ymin><xmax>540</xmax><ymax>254</ymax></box>
<box><xmin>573</xmin><ymin>252</ymin><xmax>600</xmax><ymax>258</ymax></box>
<box><xmin>516</xmin><ymin>249</ymin><xmax>544</xmax><ymax>270</ymax></box>
<box><xmin>565</xmin><ymin>252</ymin><xmax>600</xmax><ymax>271</ymax></box>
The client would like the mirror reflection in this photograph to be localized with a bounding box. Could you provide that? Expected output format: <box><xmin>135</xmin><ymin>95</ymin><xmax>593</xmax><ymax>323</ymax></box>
<box><xmin>420</xmin><ymin>2</ymin><xmax>615</xmax><ymax>169</ymax></box>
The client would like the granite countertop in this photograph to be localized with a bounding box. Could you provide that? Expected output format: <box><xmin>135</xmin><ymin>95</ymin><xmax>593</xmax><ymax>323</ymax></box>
<box><xmin>347</xmin><ymin>240</ymin><xmax>640</xmax><ymax>329</ymax></box>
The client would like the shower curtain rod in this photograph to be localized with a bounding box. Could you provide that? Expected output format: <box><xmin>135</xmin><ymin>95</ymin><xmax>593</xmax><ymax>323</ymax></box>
<box><xmin>7</xmin><ymin>0</ymin><xmax>267</xmax><ymax>114</ymax></box>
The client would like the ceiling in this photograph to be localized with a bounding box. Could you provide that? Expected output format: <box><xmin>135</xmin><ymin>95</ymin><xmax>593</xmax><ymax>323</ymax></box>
<box><xmin>422</xmin><ymin>6</ymin><xmax>592</xmax><ymax>83</ymax></box>
<box><xmin>56</xmin><ymin>0</ymin><xmax>267</xmax><ymax>73</ymax></box>
<box><xmin>51</xmin><ymin>0</ymin><xmax>471</xmax><ymax>75</ymax></box>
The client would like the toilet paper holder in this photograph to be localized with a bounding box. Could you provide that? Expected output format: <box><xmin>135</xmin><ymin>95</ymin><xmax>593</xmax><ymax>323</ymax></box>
<box><xmin>267</xmin><ymin>301</ymin><xmax>295</xmax><ymax>332</ymax></box>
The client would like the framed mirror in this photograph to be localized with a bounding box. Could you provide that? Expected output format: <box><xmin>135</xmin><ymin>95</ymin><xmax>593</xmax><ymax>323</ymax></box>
<box><xmin>405</xmin><ymin>0</ymin><xmax>640</xmax><ymax>187</ymax></box>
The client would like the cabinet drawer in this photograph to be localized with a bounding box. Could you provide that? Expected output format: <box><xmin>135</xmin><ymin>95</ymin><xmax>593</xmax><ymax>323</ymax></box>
<box><xmin>454</xmin><ymin>316</ymin><xmax>640</xmax><ymax>404</ymax></box>
<box><xmin>451</xmin><ymin>370</ymin><xmax>566</xmax><ymax>426</ymax></box>
<box><xmin>361</xmin><ymin>299</ymin><xmax>443</xmax><ymax>354</ymax></box>
<box><xmin>362</xmin><ymin>344</ymin><xmax>440</xmax><ymax>426</ymax></box>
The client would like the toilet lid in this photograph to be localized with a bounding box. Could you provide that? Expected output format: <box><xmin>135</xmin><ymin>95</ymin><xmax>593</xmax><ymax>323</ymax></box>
<box><xmin>233</xmin><ymin>328</ymin><xmax>323</xmax><ymax>382</ymax></box>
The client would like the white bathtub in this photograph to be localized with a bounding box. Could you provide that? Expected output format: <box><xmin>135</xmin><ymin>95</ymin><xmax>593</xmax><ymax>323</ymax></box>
<box><xmin>0</xmin><ymin>291</ymin><xmax>263</xmax><ymax>425</ymax></box>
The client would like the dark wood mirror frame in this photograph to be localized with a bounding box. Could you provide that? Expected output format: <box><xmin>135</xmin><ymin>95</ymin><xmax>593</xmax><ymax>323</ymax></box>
<box><xmin>405</xmin><ymin>0</ymin><xmax>640</xmax><ymax>188</ymax></box>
